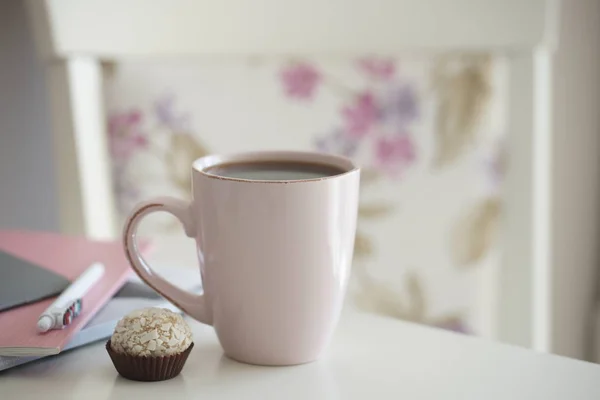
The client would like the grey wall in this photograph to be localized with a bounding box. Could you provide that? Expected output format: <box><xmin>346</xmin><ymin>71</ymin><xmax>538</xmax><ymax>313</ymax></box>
<box><xmin>0</xmin><ymin>0</ymin><xmax>58</xmax><ymax>231</ymax></box>
<box><xmin>551</xmin><ymin>0</ymin><xmax>600</xmax><ymax>361</ymax></box>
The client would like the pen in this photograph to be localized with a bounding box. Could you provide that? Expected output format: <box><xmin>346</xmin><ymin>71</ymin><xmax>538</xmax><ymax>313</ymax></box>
<box><xmin>37</xmin><ymin>262</ymin><xmax>105</xmax><ymax>333</ymax></box>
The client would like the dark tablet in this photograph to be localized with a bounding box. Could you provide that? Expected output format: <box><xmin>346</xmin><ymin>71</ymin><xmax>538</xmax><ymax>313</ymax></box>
<box><xmin>0</xmin><ymin>251</ymin><xmax>70</xmax><ymax>312</ymax></box>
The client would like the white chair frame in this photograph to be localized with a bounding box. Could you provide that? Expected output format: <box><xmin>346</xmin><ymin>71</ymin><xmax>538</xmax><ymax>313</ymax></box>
<box><xmin>26</xmin><ymin>0</ymin><xmax>560</xmax><ymax>352</ymax></box>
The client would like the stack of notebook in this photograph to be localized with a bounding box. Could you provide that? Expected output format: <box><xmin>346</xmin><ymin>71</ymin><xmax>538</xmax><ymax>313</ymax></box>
<box><xmin>0</xmin><ymin>230</ymin><xmax>198</xmax><ymax>371</ymax></box>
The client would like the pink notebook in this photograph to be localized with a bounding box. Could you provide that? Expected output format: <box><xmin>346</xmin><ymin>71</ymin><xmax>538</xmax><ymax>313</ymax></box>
<box><xmin>0</xmin><ymin>230</ymin><xmax>134</xmax><ymax>356</ymax></box>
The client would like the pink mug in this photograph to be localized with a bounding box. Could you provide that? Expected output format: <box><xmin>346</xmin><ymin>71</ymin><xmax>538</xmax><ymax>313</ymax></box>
<box><xmin>123</xmin><ymin>151</ymin><xmax>360</xmax><ymax>365</ymax></box>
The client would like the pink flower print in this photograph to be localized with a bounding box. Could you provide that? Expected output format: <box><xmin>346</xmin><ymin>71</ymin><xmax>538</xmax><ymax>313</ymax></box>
<box><xmin>280</xmin><ymin>63</ymin><xmax>321</xmax><ymax>99</ymax></box>
<box><xmin>434</xmin><ymin>318</ymin><xmax>471</xmax><ymax>335</ymax></box>
<box><xmin>482</xmin><ymin>139</ymin><xmax>506</xmax><ymax>190</ymax></box>
<box><xmin>154</xmin><ymin>94</ymin><xmax>191</xmax><ymax>132</ymax></box>
<box><xmin>374</xmin><ymin>135</ymin><xmax>416</xmax><ymax>177</ymax></box>
<box><xmin>382</xmin><ymin>84</ymin><xmax>419</xmax><ymax>125</ymax></box>
<box><xmin>342</xmin><ymin>92</ymin><xmax>379</xmax><ymax>138</ymax></box>
<box><xmin>358</xmin><ymin>57</ymin><xmax>396</xmax><ymax>80</ymax></box>
<box><xmin>107</xmin><ymin>110</ymin><xmax>148</xmax><ymax>161</ymax></box>
<box><xmin>314</xmin><ymin>129</ymin><xmax>359</xmax><ymax>157</ymax></box>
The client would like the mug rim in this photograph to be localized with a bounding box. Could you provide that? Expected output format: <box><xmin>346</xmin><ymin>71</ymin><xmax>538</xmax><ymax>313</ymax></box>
<box><xmin>192</xmin><ymin>150</ymin><xmax>359</xmax><ymax>184</ymax></box>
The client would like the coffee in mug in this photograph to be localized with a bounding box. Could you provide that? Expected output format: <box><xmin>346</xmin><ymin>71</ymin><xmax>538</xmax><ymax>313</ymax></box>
<box><xmin>123</xmin><ymin>151</ymin><xmax>360</xmax><ymax>366</ymax></box>
<box><xmin>205</xmin><ymin>160</ymin><xmax>346</xmax><ymax>181</ymax></box>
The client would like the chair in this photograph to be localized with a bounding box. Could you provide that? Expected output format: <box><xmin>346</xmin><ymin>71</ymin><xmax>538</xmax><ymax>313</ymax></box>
<box><xmin>26</xmin><ymin>0</ymin><xmax>559</xmax><ymax>353</ymax></box>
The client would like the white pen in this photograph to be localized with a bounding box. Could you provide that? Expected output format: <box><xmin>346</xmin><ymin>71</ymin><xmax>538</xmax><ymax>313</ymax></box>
<box><xmin>37</xmin><ymin>262</ymin><xmax>105</xmax><ymax>333</ymax></box>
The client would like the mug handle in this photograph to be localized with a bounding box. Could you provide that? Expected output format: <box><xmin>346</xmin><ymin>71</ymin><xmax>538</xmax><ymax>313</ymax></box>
<box><xmin>123</xmin><ymin>197</ymin><xmax>212</xmax><ymax>325</ymax></box>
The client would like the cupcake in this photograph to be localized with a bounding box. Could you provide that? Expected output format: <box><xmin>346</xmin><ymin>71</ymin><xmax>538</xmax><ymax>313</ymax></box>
<box><xmin>106</xmin><ymin>307</ymin><xmax>194</xmax><ymax>381</ymax></box>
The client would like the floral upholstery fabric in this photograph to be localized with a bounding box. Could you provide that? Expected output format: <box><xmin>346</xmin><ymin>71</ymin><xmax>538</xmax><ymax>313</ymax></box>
<box><xmin>104</xmin><ymin>55</ymin><xmax>507</xmax><ymax>336</ymax></box>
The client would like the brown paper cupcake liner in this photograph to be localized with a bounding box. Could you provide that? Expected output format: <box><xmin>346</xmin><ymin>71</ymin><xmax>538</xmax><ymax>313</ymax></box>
<box><xmin>106</xmin><ymin>340</ymin><xmax>194</xmax><ymax>382</ymax></box>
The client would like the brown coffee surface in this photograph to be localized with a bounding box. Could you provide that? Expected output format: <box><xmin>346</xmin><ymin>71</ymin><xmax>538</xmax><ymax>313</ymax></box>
<box><xmin>205</xmin><ymin>160</ymin><xmax>346</xmax><ymax>181</ymax></box>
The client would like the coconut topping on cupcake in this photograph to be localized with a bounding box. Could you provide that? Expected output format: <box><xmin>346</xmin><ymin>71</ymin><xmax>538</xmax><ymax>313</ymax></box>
<box><xmin>110</xmin><ymin>308</ymin><xmax>193</xmax><ymax>357</ymax></box>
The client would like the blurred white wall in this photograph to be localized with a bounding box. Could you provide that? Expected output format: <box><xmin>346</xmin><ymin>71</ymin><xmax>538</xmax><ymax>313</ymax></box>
<box><xmin>551</xmin><ymin>0</ymin><xmax>600</xmax><ymax>361</ymax></box>
<box><xmin>0</xmin><ymin>0</ymin><xmax>58</xmax><ymax>231</ymax></box>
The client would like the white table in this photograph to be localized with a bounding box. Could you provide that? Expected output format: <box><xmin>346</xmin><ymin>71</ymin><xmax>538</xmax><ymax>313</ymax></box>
<box><xmin>1</xmin><ymin>310</ymin><xmax>599</xmax><ymax>399</ymax></box>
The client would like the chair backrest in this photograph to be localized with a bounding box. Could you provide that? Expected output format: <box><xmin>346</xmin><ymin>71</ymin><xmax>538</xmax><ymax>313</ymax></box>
<box><xmin>26</xmin><ymin>0</ymin><xmax>559</xmax><ymax>352</ymax></box>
